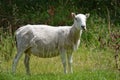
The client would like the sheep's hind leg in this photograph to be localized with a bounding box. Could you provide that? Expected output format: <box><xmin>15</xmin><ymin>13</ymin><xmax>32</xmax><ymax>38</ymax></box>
<box><xmin>12</xmin><ymin>51</ymin><xmax>23</xmax><ymax>74</ymax></box>
<box><xmin>24</xmin><ymin>54</ymin><xmax>31</xmax><ymax>75</ymax></box>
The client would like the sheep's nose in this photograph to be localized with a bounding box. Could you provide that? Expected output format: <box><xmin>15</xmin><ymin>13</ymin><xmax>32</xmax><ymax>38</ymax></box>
<box><xmin>81</xmin><ymin>26</ymin><xmax>86</xmax><ymax>31</ymax></box>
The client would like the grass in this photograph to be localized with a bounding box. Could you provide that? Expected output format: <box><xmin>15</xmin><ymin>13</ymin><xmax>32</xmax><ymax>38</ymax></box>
<box><xmin>0</xmin><ymin>44</ymin><xmax>120</xmax><ymax>80</ymax></box>
<box><xmin>0</xmin><ymin>70</ymin><xmax>120</xmax><ymax>80</ymax></box>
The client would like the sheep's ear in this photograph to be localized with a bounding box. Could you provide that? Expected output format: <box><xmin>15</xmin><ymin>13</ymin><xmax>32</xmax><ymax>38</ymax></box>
<box><xmin>71</xmin><ymin>12</ymin><xmax>76</xmax><ymax>18</ymax></box>
<box><xmin>85</xmin><ymin>13</ymin><xmax>90</xmax><ymax>18</ymax></box>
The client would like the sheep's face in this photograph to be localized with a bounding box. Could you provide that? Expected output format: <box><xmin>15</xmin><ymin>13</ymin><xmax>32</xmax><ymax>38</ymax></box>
<box><xmin>72</xmin><ymin>13</ymin><xmax>90</xmax><ymax>30</ymax></box>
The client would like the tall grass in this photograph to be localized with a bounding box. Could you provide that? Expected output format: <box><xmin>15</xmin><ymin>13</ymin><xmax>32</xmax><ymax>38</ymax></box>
<box><xmin>0</xmin><ymin>30</ymin><xmax>15</xmax><ymax>61</ymax></box>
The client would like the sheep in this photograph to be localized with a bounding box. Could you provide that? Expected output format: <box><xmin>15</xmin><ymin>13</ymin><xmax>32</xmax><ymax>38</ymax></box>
<box><xmin>12</xmin><ymin>13</ymin><xmax>90</xmax><ymax>74</ymax></box>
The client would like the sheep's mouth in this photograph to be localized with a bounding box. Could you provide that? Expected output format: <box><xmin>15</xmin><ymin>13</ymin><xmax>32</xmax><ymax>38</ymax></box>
<box><xmin>81</xmin><ymin>26</ymin><xmax>86</xmax><ymax>31</ymax></box>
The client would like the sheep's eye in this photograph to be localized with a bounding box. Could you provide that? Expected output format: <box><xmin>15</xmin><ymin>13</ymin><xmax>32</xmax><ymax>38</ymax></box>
<box><xmin>75</xmin><ymin>17</ymin><xmax>78</xmax><ymax>21</ymax></box>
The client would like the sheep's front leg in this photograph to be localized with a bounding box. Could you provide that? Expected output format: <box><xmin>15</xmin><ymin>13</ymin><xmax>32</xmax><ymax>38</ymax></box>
<box><xmin>60</xmin><ymin>49</ymin><xmax>67</xmax><ymax>73</ymax></box>
<box><xmin>67</xmin><ymin>53</ymin><xmax>73</xmax><ymax>73</ymax></box>
<box><xmin>24</xmin><ymin>54</ymin><xmax>30</xmax><ymax>75</ymax></box>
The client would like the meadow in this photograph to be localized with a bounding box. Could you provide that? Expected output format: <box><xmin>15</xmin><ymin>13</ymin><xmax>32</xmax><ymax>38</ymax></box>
<box><xmin>0</xmin><ymin>34</ymin><xmax>120</xmax><ymax>80</ymax></box>
<box><xmin>0</xmin><ymin>1</ymin><xmax>120</xmax><ymax>79</ymax></box>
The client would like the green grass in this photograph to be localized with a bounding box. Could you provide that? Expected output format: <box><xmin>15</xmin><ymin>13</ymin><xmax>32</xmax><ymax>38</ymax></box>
<box><xmin>0</xmin><ymin>44</ymin><xmax>120</xmax><ymax>80</ymax></box>
<box><xmin>0</xmin><ymin>69</ymin><xmax>120</xmax><ymax>80</ymax></box>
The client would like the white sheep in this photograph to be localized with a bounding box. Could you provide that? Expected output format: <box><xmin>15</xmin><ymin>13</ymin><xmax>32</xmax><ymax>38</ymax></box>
<box><xmin>12</xmin><ymin>13</ymin><xmax>90</xmax><ymax>74</ymax></box>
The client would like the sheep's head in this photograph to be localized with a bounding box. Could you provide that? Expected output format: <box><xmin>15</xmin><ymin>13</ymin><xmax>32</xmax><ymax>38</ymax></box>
<box><xmin>72</xmin><ymin>13</ymin><xmax>90</xmax><ymax>30</ymax></box>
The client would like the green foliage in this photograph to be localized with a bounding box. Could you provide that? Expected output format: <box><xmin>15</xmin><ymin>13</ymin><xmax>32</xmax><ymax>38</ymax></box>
<box><xmin>0</xmin><ymin>0</ymin><xmax>120</xmax><ymax>26</ymax></box>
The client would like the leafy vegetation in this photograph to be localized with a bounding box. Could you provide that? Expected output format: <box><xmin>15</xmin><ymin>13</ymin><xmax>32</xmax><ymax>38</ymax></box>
<box><xmin>0</xmin><ymin>0</ymin><xmax>120</xmax><ymax>80</ymax></box>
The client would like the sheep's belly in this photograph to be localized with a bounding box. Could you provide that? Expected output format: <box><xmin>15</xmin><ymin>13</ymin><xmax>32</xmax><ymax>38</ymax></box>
<box><xmin>30</xmin><ymin>47</ymin><xmax>59</xmax><ymax>58</ymax></box>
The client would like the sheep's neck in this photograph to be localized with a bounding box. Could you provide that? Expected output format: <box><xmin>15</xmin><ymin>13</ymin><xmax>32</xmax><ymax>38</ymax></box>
<box><xmin>69</xmin><ymin>24</ymin><xmax>81</xmax><ymax>43</ymax></box>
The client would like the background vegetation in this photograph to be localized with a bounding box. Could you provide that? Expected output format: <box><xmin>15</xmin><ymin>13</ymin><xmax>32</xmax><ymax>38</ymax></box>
<box><xmin>0</xmin><ymin>0</ymin><xmax>120</xmax><ymax>80</ymax></box>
